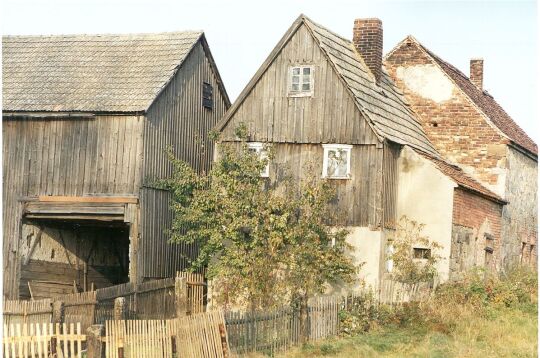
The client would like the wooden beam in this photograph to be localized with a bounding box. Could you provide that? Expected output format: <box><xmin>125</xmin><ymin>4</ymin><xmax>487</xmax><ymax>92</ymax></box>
<box><xmin>38</xmin><ymin>196</ymin><xmax>138</xmax><ymax>204</ymax></box>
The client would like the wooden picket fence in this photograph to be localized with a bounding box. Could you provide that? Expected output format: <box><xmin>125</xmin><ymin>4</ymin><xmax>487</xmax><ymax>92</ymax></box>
<box><xmin>3</xmin><ymin>300</ymin><xmax>53</xmax><ymax>326</ymax></box>
<box><xmin>378</xmin><ymin>279</ymin><xmax>434</xmax><ymax>304</ymax></box>
<box><xmin>104</xmin><ymin>311</ymin><xmax>229</xmax><ymax>358</ymax></box>
<box><xmin>225</xmin><ymin>296</ymin><xmax>340</xmax><ymax>355</ymax></box>
<box><xmin>3</xmin><ymin>322</ymin><xmax>85</xmax><ymax>358</ymax></box>
<box><xmin>63</xmin><ymin>291</ymin><xmax>97</xmax><ymax>332</ymax></box>
<box><xmin>177</xmin><ymin>271</ymin><xmax>205</xmax><ymax>314</ymax></box>
<box><xmin>308</xmin><ymin>296</ymin><xmax>340</xmax><ymax>340</ymax></box>
<box><xmin>173</xmin><ymin>310</ymin><xmax>230</xmax><ymax>358</ymax></box>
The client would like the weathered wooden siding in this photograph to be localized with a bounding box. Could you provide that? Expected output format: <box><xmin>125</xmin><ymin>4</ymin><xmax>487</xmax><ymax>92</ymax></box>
<box><xmin>383</xmin><ymin>142</ymin><xmax>401</xmax><ymax>228</ymax></box>
<box><xmin>220</xmin><ymin>24</ymin><xmax>379</xmax><ymax>145</ymax></box>
<box><xmin>3</xmin><ymin>115</ymin><xmax>144</xmax><ymax>298</ymax></box>
<box><xmin>140</xmin><ymin>40</ymin><xmax>228</xmax><ymax>279</ymax></box>
<box><xmin>251</xmin><ymin>143</ymin><xmax>382</xmax><ymax>227</ymax></box>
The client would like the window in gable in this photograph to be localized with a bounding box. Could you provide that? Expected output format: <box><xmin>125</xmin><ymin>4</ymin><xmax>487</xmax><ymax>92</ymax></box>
<box><xmin>247</xmin><ymin>142</ymin><xmax>269</xmax><ymax>177</ymax></box>
<box><xmin>202</xmin><ymin>82</ymin><xmax>213</xmax><ymax>109</ymax></box>
<box><xmin>322</xmin><ymin>144</ymin><xmax>352</xmax><ymax>179</ymax></box>
<box><xmin>289</xmin><ymin>66</ymin><xmax>313</xmax><ymax>97</ymax></box>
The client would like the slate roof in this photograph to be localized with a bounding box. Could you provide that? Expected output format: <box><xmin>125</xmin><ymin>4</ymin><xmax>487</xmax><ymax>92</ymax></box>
<box><xmin>409</xmin><ymin>37</ymin><xmax>537</xmax><ymax>155</ymax></box>
<box><xmin>2</xmin><ymin>31</ymin><xmax>203</xmax><ymax>112</ymax></box>
<box><xmin>217</xmin><ymin>15</ymin><xmax>439</xmax><ymax>157</ymax></box>
<box><xmin>420</xmin><ymin>151</ymin><xmax>505</xmax><ymax>203</ymax></box>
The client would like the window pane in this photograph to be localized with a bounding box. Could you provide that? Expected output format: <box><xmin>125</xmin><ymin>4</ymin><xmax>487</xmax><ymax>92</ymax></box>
<box><xmin>303</xmin><ymin>67</ymin><xmax>311</xmax><ymax>75</ymax></box>
<box><xmin>302</xmin><ymin>83</ymin><xmax>310</xmax><ymax>91</ymax></box>
<box><xmin>292</xmin><ymin>75</ymin><xmax>300</xmax><ymax>84</ymax></box>
<box><xmin>292</xmin><ymin>67</ymin><xmax>300</xmax><ymax>75</ymax></box>
<box><xmin>291</xmin><ymin>83</ymin><xmax>299</xmax><ymax>91</ymax></box>
<box><xmin>326</xmin><ymin>149</ymin><xmax>348</xmax><ymax>177</ymax></box>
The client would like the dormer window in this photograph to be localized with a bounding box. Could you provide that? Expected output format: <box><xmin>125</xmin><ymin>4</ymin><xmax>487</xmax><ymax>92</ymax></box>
<box><xmin>289</xmin><ymin>66</ymin><xmax>313</xmax><ymax>97</ymax></box>
<box><xmin>247</xmin><ymin>142</ymin><xmax>269</xmax><ymax>177</ymax></box>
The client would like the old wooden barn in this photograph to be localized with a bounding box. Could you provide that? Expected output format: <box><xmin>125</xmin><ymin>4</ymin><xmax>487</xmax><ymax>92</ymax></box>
<box><xmin>2</xmin><ymin>31</ymin><xmax>230</xmax><ymax>299</ymax></box>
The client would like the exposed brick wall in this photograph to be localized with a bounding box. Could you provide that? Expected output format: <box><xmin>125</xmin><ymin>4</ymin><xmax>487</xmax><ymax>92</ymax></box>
<box><xmin>353</xmin><ymin>19</ymin><xmax>383</xmax><ymax>82</ymax></box>
<box><xmin>385</xmin><ymin>41</ymin><xmax>508</xmax><ymax>196</ymax></box>
<box><xmin>451</xmin><ymin>187</ymin><xmax>503</xmax><ymax>275</ymax></box>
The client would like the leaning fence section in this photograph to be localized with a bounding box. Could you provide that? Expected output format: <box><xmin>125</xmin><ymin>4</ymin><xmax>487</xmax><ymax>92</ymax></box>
<box><xmin>3</xmin><ymin>322</ymin><xmax>85</xmax><ymax>358</ymax></box>
<box><xmin>104</xmin><ymin>311</ymin><xmax>229</xmax><ymax>358</ymax></box>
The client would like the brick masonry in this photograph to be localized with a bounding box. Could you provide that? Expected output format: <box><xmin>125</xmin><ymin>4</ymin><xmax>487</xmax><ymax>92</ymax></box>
<box><xmin>353</xmin><ymin>18</ymin><xmax>383</xmax><ymax>82</ymax></box>
<box><xmin>385</xmin><ymin>40</ymin><xmax>508</xmax><ymax>195</ymax></box>
<box><xmin>451</xmin><ymin>188</ymin><xmax>503</xmax><ymax>278</ymax></box>
<box><xmin>385</xmin><ymin>38</ymin><xmax>537</xmax><ymax>270</ymax></box>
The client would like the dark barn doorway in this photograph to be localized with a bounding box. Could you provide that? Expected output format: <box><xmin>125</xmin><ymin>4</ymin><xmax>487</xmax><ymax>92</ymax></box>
<box><xmin>20</xmin><ymin>219</ymin><xmax>130</xmax><ymax>299</ymax></box>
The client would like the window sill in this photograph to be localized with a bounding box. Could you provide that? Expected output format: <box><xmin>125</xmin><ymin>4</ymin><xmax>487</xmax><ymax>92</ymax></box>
<box><xmin>288</xmin><ymin>92</ymin><xmax>313</xmax><ymax>98</ymax></box>
<box><xmin>322</xmin><ymin>176</ymin><xmax>351</xmax><ymax>180</ymax></box>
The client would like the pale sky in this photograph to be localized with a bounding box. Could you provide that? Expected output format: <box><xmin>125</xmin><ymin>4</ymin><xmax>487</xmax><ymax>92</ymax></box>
<box><xmin>2</xmin><ymin>0</ymin><xmax>538</xmax><ymax>142</ymax></box>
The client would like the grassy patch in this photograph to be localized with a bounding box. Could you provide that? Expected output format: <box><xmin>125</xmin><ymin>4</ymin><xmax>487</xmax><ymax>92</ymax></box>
<box><xmin>271</xmin><ymin>306</ymin><xmax>536</xmax><ymax>357</ymax></box>
<box><xmin>266</xmin><ymin>268</ymin><xmax>539</xmax><ymax>358</ymax></box>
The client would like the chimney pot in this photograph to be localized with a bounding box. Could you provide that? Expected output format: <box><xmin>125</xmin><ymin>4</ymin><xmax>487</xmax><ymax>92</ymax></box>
<box><xmin>470</xmin><ymin>58</ymin><xmax>484</xmax><ymax>90</ymax></box>
<box><xmin>353</xmin><ymin>18</ymin><xmax>383</xmax><ymax>83</ymax></box>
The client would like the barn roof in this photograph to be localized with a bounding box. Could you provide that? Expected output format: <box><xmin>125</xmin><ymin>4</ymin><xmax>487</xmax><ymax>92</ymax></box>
<box><xmin>216</xmin><ymin>15</ymin><xmax>438</xmax><ymax>157</ymax></box>
<box><xmin>392</xmin><ymin>36</ymin><xmax>537</xmax><ymax>156</ymax></box>
<box><xmin>2</xmin><ymin>31</ymin><xmax>207</xmax><ymax>113</ymax></box>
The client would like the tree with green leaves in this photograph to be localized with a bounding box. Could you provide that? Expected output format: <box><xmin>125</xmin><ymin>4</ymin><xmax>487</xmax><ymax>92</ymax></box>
<box><xmin>157</xmin><ymin>125</ymin><xmax>357</xmax><ymax>338</ymax></box>
<box><xmin>388</xmin><ymin>216</ymin><xmax>442</xmax><ymax>284</ymax></box>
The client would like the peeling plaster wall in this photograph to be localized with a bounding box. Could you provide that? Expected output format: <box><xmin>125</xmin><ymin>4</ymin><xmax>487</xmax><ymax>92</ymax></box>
<box><xmin>396</xmin><ymin>147</ymin><xmax>455</xmax><ymax>282</ymax></box>
<box><xmin>395</xmin><ymin>64</ymin><xmax>454</xmax><ymax>103</ymax></box>
<box><xmin>386</xmin><ymin>43</ymin><xmax>508</xmax><ymax>197</ymax></box>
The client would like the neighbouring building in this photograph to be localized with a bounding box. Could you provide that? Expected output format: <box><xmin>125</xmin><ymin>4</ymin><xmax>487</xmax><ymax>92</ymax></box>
<box><xmin>215</xmin><ymin>15</ymin><xmax>504</xmax><ymax>288</ymax></box>
<box><xmin>2</xmin><ymin>31</ymin><xmax>230</xmax><ymax>299</ymax></box>
<box><xmin>385</xmin><ymin>36</ymin><xmax>538</xmax><ymax>269</ymax></box>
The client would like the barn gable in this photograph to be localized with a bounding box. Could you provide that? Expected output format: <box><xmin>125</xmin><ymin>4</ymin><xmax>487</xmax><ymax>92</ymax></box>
<box><xmin>217</xmin><ymin>15</ymin><xmax>438</xmax><ymax>156</ymax></box>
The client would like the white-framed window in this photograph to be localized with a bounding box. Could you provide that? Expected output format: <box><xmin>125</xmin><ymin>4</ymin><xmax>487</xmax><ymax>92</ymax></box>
<box><xmin>289</xmin><ymin>65</ymin><xmax>314</xmax><ymax>97</ymax></box>
<box><xmin>247</xmin><ymin>142</ymin><xmax>269</xmax><ymax>178</ymax></box>
<box><xmin>385</xmin><ymin>242</ymin><xmax>394</xmax><ymax>273</ymax></box>
<box><xmin>322</xmin><ymin>144</ymin><xmax>352</xmax><ymax>179</ymax></box>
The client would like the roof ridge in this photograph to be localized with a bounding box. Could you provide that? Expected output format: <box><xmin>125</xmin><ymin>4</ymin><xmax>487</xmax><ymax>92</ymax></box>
<box><xmin>412</xmin><ymin>39</ymin><xmax>537</xmax><ymax>155</ymax></box>
<box><xmin>3</xmin><ymin>30</ymin><xmax>203</xmax><ymax>40</ymax></box>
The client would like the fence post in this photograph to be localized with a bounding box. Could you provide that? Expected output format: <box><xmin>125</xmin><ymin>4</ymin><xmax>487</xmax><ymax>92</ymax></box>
<box><xmin>175</xmin><ymin>277</ymin><xmax>188</xmax><ymax>317</ymax></box>
<box><xmin>114</xmin><ymin>297</ymin><xmax>127</xmax><ymax>320</ymax></box>
<box><xmin>86</xmin><ymin>324</ymin><xmax>105</xmax><ymax>358</ymax></box>
<box><xmin>52</xmin><ymin>300</ymin><xmax>65</xmax><ymax>324</ymax></box>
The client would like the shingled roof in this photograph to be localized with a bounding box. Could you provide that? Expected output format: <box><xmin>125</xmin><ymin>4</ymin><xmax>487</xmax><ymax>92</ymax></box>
<box><xmin>217</xmin><ymin>15</ymin><xmax>438</xmax><ymax>157</ymax></box>
<box><xmin>3</xmin><ymin>31</ymin><xmax>203</xmax><ymax>113</ymax></box>
<box><xmin>402</xmin><ymin>36</ymin><xmax>537</xmax><ymax>156</ymax></box>
<box><xmin>419</xmin><ymin>151</ymin><xmax>506</xmax><ymax>204</ymax></box>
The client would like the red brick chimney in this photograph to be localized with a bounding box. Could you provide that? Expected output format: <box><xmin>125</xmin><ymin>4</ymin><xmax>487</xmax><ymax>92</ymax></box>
<box><xmin>470</xmin><ymin>58</ymin><xmax>484</xmax><ymax>90</ymax></box>
<box><xmin>353</xmin><ymin>18</ymin><xmax>383</xmax><ymax>82</ymax></box>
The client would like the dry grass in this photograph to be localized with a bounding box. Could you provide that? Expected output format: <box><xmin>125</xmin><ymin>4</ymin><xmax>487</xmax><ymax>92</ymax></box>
<box><xmin>269</xmin><ymin>306</ymin><xmax>537</xmax><ymax>357</ymax></box>
<box><xmin>246</xmin><ymin>268</ymin><xmax>538</xmax><ymax>358</ymax></box>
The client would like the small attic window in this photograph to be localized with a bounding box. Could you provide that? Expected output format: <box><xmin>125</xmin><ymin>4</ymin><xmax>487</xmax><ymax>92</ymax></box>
<box><xmin>202</xmin><ymin>82</ymin><xmax>213</xmax><ymax>109</ymax></box>
<box><xmin>289</xmin><ymin>66</ymin><xmax>313</xmax><ymax>97</ymax></box>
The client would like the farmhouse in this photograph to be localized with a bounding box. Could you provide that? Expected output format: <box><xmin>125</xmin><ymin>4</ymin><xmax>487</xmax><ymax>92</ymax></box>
<box><xmin>216</xmin><ymin>15</ymin><xmax>505</xmax><ymax>287</ymax></box>
<box><xmin>385</xmin><ymin>36</ymin><xmax>538</xmax><ymax>269</ymax></box>
<box><xmin>2</xmin><ymin>31</ymin><xmax>230</xmax><ymax>299</ymax></box>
